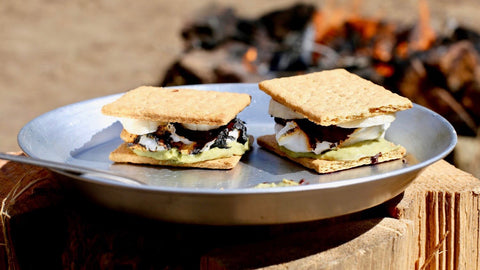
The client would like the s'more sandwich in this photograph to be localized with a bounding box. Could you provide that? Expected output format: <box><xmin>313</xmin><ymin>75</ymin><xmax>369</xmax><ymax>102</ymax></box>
<box><xmin>257</xmin><ymin>69</ymin><xmax>413</xmax><ymax>174</ymax></box>
<box><xmin>101</xmin><ymin>86</ymin><xmax>251</xmax><ymax>169</ymax></box>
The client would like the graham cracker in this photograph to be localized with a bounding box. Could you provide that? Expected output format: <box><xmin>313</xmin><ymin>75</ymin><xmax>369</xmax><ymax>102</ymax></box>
<box><xmin>257</xmin><ymin>135</ymin><xmax>406</xmax><ymax>174</ymax></box>
<box><xmin>258</xmin><ymin>69</ymin><xmax>412</xmax><ymax>126</ymax></box>
<box><xmin>120</xmin><ymin>129</ymin><xmax>137</xmax><ymax>143</ymax></box>
<box><xmin>109</xmin><ymin>143</ymin><xmax>242</xmax><ymax>169</ymax></box>
<box><xmin>102</xmin><ymin>86</ymin><xmax>251</xmax><ymax>125</ymax></box>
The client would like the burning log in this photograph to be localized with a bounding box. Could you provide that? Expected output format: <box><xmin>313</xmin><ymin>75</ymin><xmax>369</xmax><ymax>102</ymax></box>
<box><xmin>161</xmin><ymin>41</ymin><xmax>268</xmax><ymax>85</ymax></box>
<box><xmin>180</xmin><ymin>6</ymin><xmax>245</xmax><ymax>50</ymax></box>
<box><xmin>392</xmin><ymin>41</ymin><xmax>480</xmax><ymax>135</ymax></box>
<box><xmin>159</xmin><ymin>2</ymin><xmax>480</xmax><ymax>136</ymax></box>
<box><xmin>161</xmin><ymin>3</ymin><xmax>316</xmax><ymax>87</ymax></box>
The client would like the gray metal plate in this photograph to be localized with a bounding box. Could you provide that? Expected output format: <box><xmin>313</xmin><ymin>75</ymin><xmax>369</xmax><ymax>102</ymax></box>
<box><xmin>17</xmin><ymin>83</ymin><xmax>457</xmax><ymax>225</ymax></box>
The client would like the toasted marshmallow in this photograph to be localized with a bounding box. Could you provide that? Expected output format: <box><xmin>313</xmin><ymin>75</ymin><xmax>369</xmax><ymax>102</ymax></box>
<box><xmin>170</xmin><ymin>131</ymin><xmax>193</xmax><ymax>145</ymax></box>
<box><xmin>119</xmin><ymin>118</ymin><xmax>162</xmax><ymax>135</ymax></box>
<box><xmin>136</xmin><ymin>123</ymin><xmax>193</xmax><ymax>151</ymax></box>
<box><xmin>276</xmin><ymin>122</ymin><xmax>334</xmax><ymax>154</ymax></box>
<box><xmin>276</xmin><ymin>121</ymin><xmax>312</xmax><ymax>153</ymax></box>
<box><xmin>269</xmin><ymin>99</ymin><xmax>305</xmax><ymax>119</ymax></box>
<box><xmin>135</xmin><ymin>121</ymin><xmax>244</xmax><ymax>154</ymax></box>
<box><xmin>341</xmin><ymin>124</ymin><xmax>390</xmax><ymax>147</ymax></box>
<box><xmin>271</xmin><ymin>98</ymin><xmax>397</xmax><ymax>155</ymax></box>
<box><xmin>337</xmin><ymin>113</ymin><xmax>396</xmax><ymax>128</ymax></box>
<box><xmin>275</xmin><ymin>120</ymin><xmax>391</xmax><ymax>155</ymax></box>
<box><xmin>138</xmin><ymin>136</ymin><xmax>167</xmax><ymax>152</ymax></box>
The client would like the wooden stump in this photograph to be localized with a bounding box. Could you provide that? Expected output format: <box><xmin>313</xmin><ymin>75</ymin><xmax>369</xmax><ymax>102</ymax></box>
<box><xmin>393</xmin><ymin>161</ymin><xmax>480</xmax><ymax>270</ymax></box>
<box><xmin>202</xmin><ymin>161</ymin><xmax>480</xmax><ymax>270</ymax></box>
<box><xmin>0</xmin><ymin>154</ymin><xmax>479</xmax><ymax>269</ymax></box>
<box><xmin>454</xmin><ymin>135</ymin><xmax>480</xmax><ymax>178</ymax></box>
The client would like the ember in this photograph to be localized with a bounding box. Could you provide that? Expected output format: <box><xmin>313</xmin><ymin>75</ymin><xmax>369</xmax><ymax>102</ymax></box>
<box><xmin>243</xmin><ymin>47</ymin><xmax>258</xmax><ymax>73</ymax></box>
<box><xmin>160</xmin><ymin>2</ymin><xmax>480</xmax><ymax>136</ymax></box>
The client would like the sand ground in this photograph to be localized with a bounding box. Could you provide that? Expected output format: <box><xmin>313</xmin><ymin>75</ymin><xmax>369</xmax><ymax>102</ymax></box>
<box><xmin>1</xmin><ymin>0</ymin><xmax>479</xmax><ymax>152</ymax></box>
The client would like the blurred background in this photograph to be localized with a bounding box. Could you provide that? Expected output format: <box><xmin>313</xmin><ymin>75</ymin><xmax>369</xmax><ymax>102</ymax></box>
<box><xmin>1</xmin><ymin>0</ymin><xmax>480</xmax><ymax>175</ymax></box>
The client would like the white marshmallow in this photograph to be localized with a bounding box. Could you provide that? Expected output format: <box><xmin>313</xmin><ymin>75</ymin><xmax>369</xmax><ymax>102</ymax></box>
<box><xmin>170</xmin><ymin>132</ymin><xmax>193</xmax><ymax>145</ymax></box>
<box><xmin>275</xmin><ymin>121</ymin><xmax>391</xmax><ymax>155</ymax></box>
<box><xmin>136</xmin><ymin>122</ymin><xmax>242</xmax><ymax>154</ymax></box>
<box><xmin>275</xmin><ymin>122</ymin><xmax>312</xmax><ymax>153</ymax></box>
<box><xmin>119</xmin><ymin>118</ymin><xmax>162</xmax><ymax>135</ymax></box>
<box><xmin>269</xmin><ymin>99</ymin><xmax>305</xmax><ymax>119</ymax></box>
<box><xmin>337</xmin><ymin>113</ymin><xmax>396</xmax><ymax>128</ymax></box>
<box><xmin>138</xmin><ymin>136</ymin><xmax>167</xmax><ymax>152</ymax></box>
<box><xmin>275</xmin><ymin>122</ymin><xmax>334</xmax><ymax>154</ymax></box>
<box><xmin>341</xmin><ymin>124</ymin><xmax>390</xmax><ymax>147</ymax></box>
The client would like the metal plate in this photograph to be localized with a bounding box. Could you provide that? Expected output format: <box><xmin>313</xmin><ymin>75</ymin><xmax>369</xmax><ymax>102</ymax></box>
<box><xmin>18</xmin><ymin>83</ymin><xmax>457</xmax><ymax>225</ymax></box>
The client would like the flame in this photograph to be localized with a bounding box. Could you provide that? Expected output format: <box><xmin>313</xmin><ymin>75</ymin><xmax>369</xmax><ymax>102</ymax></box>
<box><xmin>313</xmin><ymin>0</ymin><xmax>353</xmax><ymax>43</ymax></box>
<box><xmin>395</xmin><ymin>42</ymin><xmax>409</xmax><ymax>58</ymax></box>
<box><xmin>243</xmin><ymin>47</ymin><xmax>258</xmax><ymax>73</ymax></box>
<box><xmin>313</xmin><ymin>11</ymin><xmax>338</xmax><ymax>43</ymax></box>
<box><xmin>409</xmin><ymin>0</ymin><xmax>436</xmax><ymax>52</ymax></box>
<box><xmin>312</xmin><ymin>1</ymin><xmax>392</xmax><ymax>53</ymax></box>
<box><xmin>375</xmin><ymin>63</ymin><xmax>394</xmax><ymax>77</ymax></box>
<box><xmin>311</xmin><ymin>0</ymin><xmax>437</xmax><ymax>72</ymax></box>
<box><xmin>348</xmin><ymin>17</ymin><xmax>380</xmax><ymax>40</ymax></box>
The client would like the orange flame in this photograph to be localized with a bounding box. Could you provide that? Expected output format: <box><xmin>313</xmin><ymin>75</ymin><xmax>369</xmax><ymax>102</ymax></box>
<box><xmin>243</xmin><ymin>47</ymin><xmax>258</xmax><ymax>73</ymax></box>
<box><xmin>375</xmin><ymin>63</ymin><xmax>394</xmax><ymax>77</ymax></box>
<box><xmin>311</xmin><ymin>0</ymin><xmax>437</xmax><ymax>65</ymax></box>
<box><xmin>348</xmin><ymin>17</ymin><xmax>380</xmax><ymax>40</ymax></box>
<box><xmin>313</xmin><ymin>9</ymin><xmax>350</xmax><ymax>44</ymax></box>
<box><xmin>395</xmin><ymin>42</ymin><xmax>409</xmax><ymax>58</ymax></box>
<box><xmin>409</xmin><ymin>0</ymin><xmax>436</xmax><ymax>52</ymax></box>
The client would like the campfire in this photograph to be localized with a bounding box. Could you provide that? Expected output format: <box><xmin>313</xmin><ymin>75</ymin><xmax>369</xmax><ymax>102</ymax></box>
<box><xmin>160</xmin><ymin>1</ymin><xmax>480</xmax><ymax>137</ymax></box>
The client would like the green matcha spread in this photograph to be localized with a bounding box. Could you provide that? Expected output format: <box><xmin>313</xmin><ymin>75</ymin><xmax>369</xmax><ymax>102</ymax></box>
<box><xmin>132</xmin><ymin>140</ymin><xmax>249</xmax><ymax>163</ymax></box>
<box><xmin>281</xmin><ymin>138</ymin><xmax>398</xmax><ymax>161</ymax></box>
<box><xmin>255</xmin><ymin>179</ymin><xmax>300</xmax><ymax>188</ymax></box>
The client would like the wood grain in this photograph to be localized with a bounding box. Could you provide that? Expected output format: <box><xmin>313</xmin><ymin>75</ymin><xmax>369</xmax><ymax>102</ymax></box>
<box><xmin>0</xmin><ymin>154</ymin><xmax>479</xmax><ymax>269</ymax></box>
<box><xmin>202</xmin><ymin>160</ymin><xmax>480</xmax><ymax>269</ymax></box>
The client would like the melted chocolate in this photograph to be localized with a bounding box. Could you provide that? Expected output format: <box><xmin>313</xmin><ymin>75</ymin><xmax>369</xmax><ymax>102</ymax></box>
<box><xmin>130</xmin><ymin>118</ymin><xmax>248</xmax><ymax>154</ymax></box>
<box><xmin>274</xmin><ymin>117</ymin><xmax>355</xmax><ymax>148</ymax></box>
<box><xmin>174</xmin><ymin>118</ymin><xmax>247</xmax><ymax>147</ymax></box>
<box><xmin>370</xmin><ymin>152</ymin><xmax>382</xmax><ymax>164</ymax></box>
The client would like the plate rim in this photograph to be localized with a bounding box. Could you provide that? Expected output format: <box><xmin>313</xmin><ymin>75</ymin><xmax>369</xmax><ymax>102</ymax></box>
<box><xmin>17</xmin><ymin>83</ymin><xmax>458</xmax><ymax>195</ymax></box>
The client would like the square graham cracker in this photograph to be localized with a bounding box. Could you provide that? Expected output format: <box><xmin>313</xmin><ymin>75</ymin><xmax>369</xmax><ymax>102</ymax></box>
<box><xmin>102</xmin><ymin>86</ymin><xmax>251</xmax><ymax>125</ymax></box>
<box><xmin>257</xmin><ymin>135</ymin><xmax>406</xmax><ymax>174</ymax></box>
<box><xmin>109</xmin><ymin>143</ymin><xmax>242</xmax><ymax>170</ymax></box>
<box><xmin>258</xmin><ymin>69</ymin><xmax>412</xmax><ymax>126</ymax></box>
